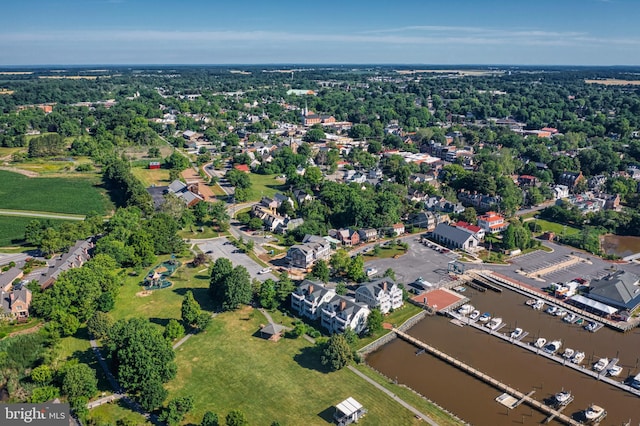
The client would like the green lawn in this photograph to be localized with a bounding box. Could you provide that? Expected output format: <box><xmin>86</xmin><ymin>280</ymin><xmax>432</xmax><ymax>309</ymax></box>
<box><xmin>247</xmin><ymin>173</ymin><xmax>286</xmax><ymax>201</ymax></box>
<box><xmin>363</xmin><ymin>246</ymin><xmax>407</xmax><ymax>261</ymax></box>
<box><xmin>0</xmin><ymin>170</ymin><xmax>113</xmax><ymax>215</ymax></box>
<box><xmin>88</xmin><ymin>400</ymin><xmax>150</xmax><ymax>426</ymax></box>
<box><xmin>0</xmin><ymin>318</ymin><xmax>42</xmax><ymax>338</ymax></box>
<box><xmin>0</xmin><ymin>215</ymin><xmax>69</xmax><ymax>246</ymax></box>
<box><xmin>533</xmin><ymin>219</ymin><xmax>580</xmax><ymax>236</ymax></box>
<box><xmin>167</xmin><ymin>307</ymin><xmax>427</xmax><ymax>426</ymax></box>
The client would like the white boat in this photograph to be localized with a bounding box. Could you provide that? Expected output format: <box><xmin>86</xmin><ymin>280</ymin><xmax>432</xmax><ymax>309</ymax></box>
<box><xmin>585</xmin><ymin>321</ymin><xmax>598</xmax><ymax>332</ymax></box>
<box><xmin>607</xmin><ymin>365</ymin><xmax>623</xmax><ymax>377</ymax></box>
<box><xmin>469</xmin><ymin>310</ymin><xmax>480</xmax><ymax>320</ymax></box>
<box><xmin>571</xmin><ymin>351</ymin><xmax>585</xmax><ymax>364</ymax></box>
<box><xmin>525</xmin><ymin>299</ymin><xmax>536</xmax><ymax>306</ymax></box>
<box><xmin>457</xmin><ymin>304</ymin><xmax>475</xmax><ymax>316</ymax></box>
<box><xmin>546</xmin><ymin>306</ymin><xmax>558</xmax><ymax>315</ymax></box>
<box><xmin>534</xmin><ymin>337</ymin><xmax>547</xmax><ymax>348</ymax></box>
<box><xmin>486</xmin><ymin>317</ymin><xmax>503</xmax><ymax>330</ymax></box>
<box><xmin>593</xmin><ymin>357</ymin><xmax>609</xmax><ymax>372</ymax></box>
<box><xmin>478</xmin><ymin>312</ymin><xmax>491</xmax><ymax>323</ymax></box>
<box><xmin>555</xmin><ymin>309</ymin><xmax>567</xmax><ymax>318</ymax></box>
<box><xmin>583</xmin><ymin>404</ymin><xmax>606</xmax><ymax>422</ymax></box>
<box><xmin>554</xmin><ymin>390</ymin><xmax>572</xmax><ymax>406</ymax></box>
<box><xmin>510</xmin><ymin>328</ymin><xmax>523</xmax><ymax>339</ymax></box>
<box><xmin>532</xmin><ymin>300</ymin><xmax>545</xmax><ymax>310</ymax></box>
<box><xmin>562</xmin><ymin>348</ymin><xmax>575</xmax><ymax>359</ymax></box>
<box><xmin>563</xmin><ymin>313</ymin><xmax>577</xmax><ymax>323</ymax></box>
<box><xmin>544</xmin><ymin>340</ymin><xmax>562</xmax><ymax>354</ymax></box>
<box><xmin>631</xmin><ymin>372</ymin><xmax>640</xmax><ymax>389</ymax></box>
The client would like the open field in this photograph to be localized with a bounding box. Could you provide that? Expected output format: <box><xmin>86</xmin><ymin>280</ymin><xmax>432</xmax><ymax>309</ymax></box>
<box><xmin>247</xmin><ymin>173</ymin><xmax>286</xmax><ymax>201</ymax></box>
<box><xmin>533</xmin><ymin>218</ymin><xmax>580</xmax><ymax>236</ymax></box>
<box><xmin>0</xmin><ymin>215</ymin><xmax>69</xmax><ymax>246</ymax></box>
<box><xmin>88</xmin><ymin>400</ymin><xmax>150</xmax><ymax>426</ymax></box>
<box><xmin>0</xmin><ymin>147</ymin><xmax>24</xmax><ymax>159</ymax></box>
<box><xmin>167</xmin><ymin>306</ymin><xmax>426</xmax><ymax>426</ymax></box>
<box><xmin>0</xmin><ymin>170</ymin><xmax>112</xmax><ymax>215</ymax></box>
<box><xmin>38</xmin><ymin>76</ymin><xmax>100</xmax><ymax>80</ymax></box>
<box><xmin>131</xmin><ymin>167</ymin><xmax>171</xmax><ymax>187</ymax></box>
<box><xmin>585</xmin><ymin>79</ymin><xmax>640</xmax><ymax>86</ymax></box>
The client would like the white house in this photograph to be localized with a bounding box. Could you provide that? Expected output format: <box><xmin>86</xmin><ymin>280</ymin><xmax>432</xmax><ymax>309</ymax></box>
<box><xmin>553</xmin><ymin>185</ymin><xmax>570</xmax><ymax>200</ymax></box>
<box><xmin>320</xmin><ymin>295</ymin><xmax>370</xmax><ymax>334</ymax></box>
<box><xmin>355</xmin><ymin>278</ymin><xmax>403</xmax><ymax>314</ymax></box>
<box><xmin>291</xmin><ymin>280</ymin><xmax>336</xmax><ymax>320</ymax></box>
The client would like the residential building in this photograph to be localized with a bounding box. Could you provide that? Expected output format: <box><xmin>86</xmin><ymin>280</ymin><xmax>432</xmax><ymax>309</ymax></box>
<box><xmin>275</xmin><ymin>217</ymin><xmax>304</xmax><ymax>235</ymax></box>
<box><xmin>517</xmin><ymin>175</ymin><xmax>538</xmax><ymax>187</ymax></box>
<box><xmin>431</xmin><ymin>223</ymin><xmax>480</xmax><ymax>251</ymax></box>
<box><xmin>291</xmin><ymin>280</ymin><xmax>336</xmax><ymax>320</ymax></box>
<box><xmin>320</xmin><ymin>295</ymin><xmax>370</xmax><ymax>334</ymax></box>
<box><xmin>477</xmin><ymin>211</ymin><xmax>508</xmax><ymax>234</ymax></box>
<box><xmin>458</xmin><ymin>190</ymin><xmax>502</xmax><ymax>211</ymax></box>
<box><xmin>251</xmin><ymin>205</ymin><xmax>285</xmax><ymax>232</ymax></box>
<box><xmin>166</xmin><ymin>179</ymin><xmax>204</xmax><ymax>207</ymax></box>
<box><xmin>286</xmin><ymin>235</ymin><xmax>332</xmax><ymax>269</ymax></box>
<box><xmin>1</xmin><ymin>286</ymin><xmax>31</xmax><ymax>319</ymax></box>
<box><xmin>389</xmin><ymin>223</ymin><xmax>405</xmax><ymax>237</ymax></box>
<box><xmin>453</xmin><ymin>221</ymin><xmax>486</xmax><ymax>240</ymax></box>
<box><xmin>355</xmin><ymin>278</ymin><xmax>403</xmax><ymax>314</ymax></box>
<box><xmin>408</xmin><ymin>211</ymin><xmax>438</xmax><ymax>231</ymax></box>
<box><xmin>0</xmin><ymin>267</ymin><xmax>24</xmax><ymax>292</ymax></box>
<box><xmin>357</xmin><ymin>228</ymin><xmax>378</xmax><ymax>242</ymax></box>
<box><xmin>557</xmin><ymin>171</ymin><xmax>584</xmax><ymax>191</ymax></box>
<box><xmin>332</xmin><ymin>229</ymin><xmax>360</xmax><ymax>246</ymax></box>
<box><xmin>553</xmin><ymin>185</ymin><xmax>570</xmax><ymax>200</ymax></box>
<box><xmin>293</xmin><ymin>189</ymin><xmax>313</xmax><ymax>205</ymax></box>
<box><xmin>586</xmin><ymin>271</ymin><xmax>640</xmax><ymax>312</ymax></box>
<box><xmin>38</xmin><ymin>239</ymin><xmax>94</xmax><ymax>289</ymax></box>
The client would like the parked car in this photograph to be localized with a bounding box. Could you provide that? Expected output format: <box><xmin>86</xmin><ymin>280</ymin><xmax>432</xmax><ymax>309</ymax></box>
<box><xmin>258</xmin><ymin>267</ymin><xmax>272</xmax><ymax>275</ymax></box>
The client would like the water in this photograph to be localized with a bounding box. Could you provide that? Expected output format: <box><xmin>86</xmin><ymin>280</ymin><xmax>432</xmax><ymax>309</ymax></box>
<box><xmin>601</xmin><ymin>234</ymin><xmax>640</xmax><ymax>258</ymax></box>
<box><xmin>367</xmin><ymin>288</ymin><xmax>640</xmax><ymax>425</ymax></box>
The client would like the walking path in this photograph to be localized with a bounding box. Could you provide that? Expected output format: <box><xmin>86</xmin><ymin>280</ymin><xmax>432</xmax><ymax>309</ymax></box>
<box><xmin>0</xmin><ymin>208</ymin><xmax>85</xmax><ymax>221</ymax></box>
<box><xmin>347</xmin><ymin>366</ymin><xmax>439</xmax><ymax>426</ymax></box>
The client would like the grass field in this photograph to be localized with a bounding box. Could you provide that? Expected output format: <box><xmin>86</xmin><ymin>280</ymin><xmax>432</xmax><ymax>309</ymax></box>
<box><xmin>0</xmin><ymin>215</ymin><xmax>69</xmax><ymax>246</ymax></box>
<box><xmin>167</xmin><ymin>307</ymin><xmax>427</xmax><ymax>426</ymax></box>
<box><xmin>0</xmin><ymin>170</ymin><xmax>113</xmax><ymax>215</ymax></box>
<box><xmin>533</xmin><ymin>219</ymin><xmax>580</xmax><ymax>236</ymax></box>
<box><xmin>248</xmin><ymin>173</ymin><xmax>286</xmax><ymax>201</ymax></box>
<box><xmin>131</xmin><ymin>167</ymin><xmax>171</xmax><ymax>187</ymax></box>
<box><xmin>88</xmin><ymin>401</ymin><xmax>151</xmax><ymax>425</ymax></box>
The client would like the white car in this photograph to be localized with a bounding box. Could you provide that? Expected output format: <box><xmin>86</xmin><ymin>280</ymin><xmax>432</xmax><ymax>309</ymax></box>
<box><xmin>258</xmin><ymin>267</ymin><xmax>272</xmax><ymax>275</ymax></box>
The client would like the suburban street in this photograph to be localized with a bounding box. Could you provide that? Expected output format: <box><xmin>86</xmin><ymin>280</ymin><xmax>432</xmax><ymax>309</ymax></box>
<box><xmin>197</xmin><ymin>237</ymin><xmax>278</xmax><ymax>282</ymax></box>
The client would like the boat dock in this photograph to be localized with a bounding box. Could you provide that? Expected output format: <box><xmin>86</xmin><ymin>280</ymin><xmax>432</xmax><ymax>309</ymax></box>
<box><xmin>446</xmin><ymin>311</ymin><xmax>640</xmax><ymax>398</ymax></box>
<box><xmin>393</xmin><ymin>328</ymin><xmax>582</xmax><ymax>426</ymax></box>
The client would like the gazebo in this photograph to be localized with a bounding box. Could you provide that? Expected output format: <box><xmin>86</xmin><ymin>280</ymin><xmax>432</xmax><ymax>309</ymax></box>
<box><xmin>334</xmin><ymin>397</ymin><xmax>366</xmax><ymax>425</ymax></box>
<box><xmin>259</xmin><ymin>323</ymin><xmax>284</xmax><ymax>342</ymax></box>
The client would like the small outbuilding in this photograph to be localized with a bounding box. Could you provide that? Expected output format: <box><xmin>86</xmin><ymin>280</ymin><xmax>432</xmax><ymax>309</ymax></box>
<box><xmin>334</xmin><ymin>397</ymin><xmax>366</xmax><ymax>425</ymax></box>
<box><xmin>259</xmin><ymin>323</ymin><xmax>284</xmax><ymax>342</ymax></box>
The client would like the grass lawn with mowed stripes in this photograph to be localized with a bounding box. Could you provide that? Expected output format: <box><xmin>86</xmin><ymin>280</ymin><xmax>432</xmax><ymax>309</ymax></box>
<box><xmin>0</xmin><ymin>215</ymin><xmax>69</xmax><ymax>246</ymax></box>
<box><xmin>167</xmin><ymin>306</ymin><xmax>425</xmax><ymax>426</ymax></box>
<box><xmin>0</xmin><ymin>170</ymin><xmax>112</xmax><ymax>215</ymax></box>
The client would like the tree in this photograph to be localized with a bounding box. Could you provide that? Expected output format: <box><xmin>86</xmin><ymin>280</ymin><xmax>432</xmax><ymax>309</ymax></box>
<box><xmin>330</xmin><ymin>249</ymin><xmax>350</xmax><ymax>275</ymax></box>
<box><xmin>201</xmin><ymin>411</ymin><xmax>219</xmax><ymax>426</ymax></box>
<box><xmin>226</xmin><ymin>410</ymin><xmax>249</xmax><ymax>426</ymax></box>
<box><xmin>209</xmin><ymin>257</ymin><xmax>234</xmax><ymax>301</ymax></box>
<box><xmin>274</xmin><ymin>272</ymin><xmax>295</xmax><ymax>304</ymax></box>
<box><xmin>335</xmin><ymin>282</ymin><xmax>347</xmax><ymax>295</ymax></box>
<box><xmin>159</xmin><ymin>395</ymin><xmax>194</xmax><ymax>426</ymax></box>
<box><xmin>304</xmin><ymin>127</ymin><xmax>325</xmax><ymax>142</ymax></box>
<box><xmin>181</xmin><ymin>290</ymin><xmax>202</xmax><ymax>328</ymax></box>
<box><xmin>221</xmin><ymin>266</ymin><xmax>252</xmax><ymax>310</ymax></box>
<box><xmin>196</xmin><ymin>312</ymin><xmax>212</xmax><ymax>331</ymax></box>
<box><xmin>164</xmin><ymin>319</ymin><xmax>185</xmax><ymax>341</ymax></box>
<box><xmin>310</xmin><ymin>259</ymin><xmax>329</xmax><ymax>282</ymax></box>
<box><xmin>137</xmin><ymin>380</ymin><xmax>168</xmax><ymax>412</ymax></box>
<box><xmin>247</xmin><ymin>217</ymin><xmax>264</xmax><ymax>231</ymax></box>
<box><xmin>321</xmin><ymin>334</ymin><xmax>352</xmax><ymax>371</ymax></box>
<box><xmin>258</xmin><ymin>279</ymin><xmax>278</xmax><ymax>309</ymax></box>
<box><xmin>366</xmin><ymin>308</ymin><xmax>384</xmax><ymax>336</ymax></box>
<box><xmin>165</xmin><ymin>151</ymin><xmax>190</xmax><ymax>171</ymax></box>
<box><xmin>31</xmin><ymin>386</ymin><xmax>59</xmax><ymax>403</ymax></box>
<box><xmin>62</xmin><ymin>363</ymin><xmax>98</xmax><ymax>400</ymax></box>
<box><xmin>346</xmin><ymin>255</ymin><xmax>365</xmax><ymax>282</ymax></box>
<box><xmin>460</xmin><ymin>207</ymin><xmax>477</xmax><ymax>224</ymax></box>
<box><xmin>31</xmin><ymin>365</ymin><xmax>53</xmax><ymax>385</ymax></box>
<box><xmin>383</xmin><ymin>268</ymin><xmax>396</xmax><ymax>280</ymax></box>
<box><xmin>87</xmin><ymin>311</ymin><xmax>114</xmax><ymax>339</ymax></box>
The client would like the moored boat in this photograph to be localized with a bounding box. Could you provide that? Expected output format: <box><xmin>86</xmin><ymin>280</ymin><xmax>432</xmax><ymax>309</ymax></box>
<box><xmin>583</xmin><ymin>404</ymin><xmax>606</xmax><ymax>422</ymax></box>
<box><xmin>593</xmin><ymin>357</ymin><xmax>609</xmax><ymax>372</ymax></box>
<box><xmin>469</xmin><ymin>310</ymin><xmax>480</xmax><ymax>320</ymax></box>
<box><xmin>555</xmin><ymin>309</ymin><xmax>567</xmax><ymax>318</ymax></box>
<box><xmin>571</xmin><ymin>351</ymin><xmax>585</xmax><ymax>364</ymax></box>
<box><xmin>525</xmin><ymin>299</ymin><xmax>536</xmax><ymax>306</ymax></box>
<box><xmin>563</xmin><ymin>313</ymin><xmax>577</xmax><ymax>323</ymax></box>
<box><xmin>607</xmin><ymin>365</ymin><xmax>622</xmax><ymax>377</ymax></box>
<box><xmin>510</xmin><ymin>327</ymin><xmax>523</xmax><ymax>339</ymax></box>
<box><xmin>546</xmin><ymin>306</ymin><xmax>558</xmax><ymax>315</ymax></box>
<box><xmin>585</xmin><ymin>321</ymin><xmax>598</xmax><ymax>332</ymax></box>
<box><xmin>544</xmin><ymin>339</ymin><xmax>562</xmax><ymax>354</ymax></box>
<box><xmin>562</xmin><ymin>348</ymin><xmax>575</xmax><ymax>359</ymax></box>
<box><xmin>534</xmin><ymin>337</ymin><xmax>547</xmax><ymax>348</ymax></box>
<box><xmin>457</xmin><ymin>304</ymin><xmax>475</xmax><ymax>316</ymax></box>
<box><xmin>486</xmin><ymin>317</ymin><xmax>503</xmax><ymax>330</ymax></box>
<box><xmin>554</xmin><ymin>390</ymin><xmax>572</xmax><ymax>406</ymax></box>
<box><xmin>478</xmin><ymin>312</ymin><xmax>491</xmax><ymax>323</ymax></box>
<box><xmin>532</xmin><ymin>300</ymin><xmax>545</xmax><ymax>310</ymax></box>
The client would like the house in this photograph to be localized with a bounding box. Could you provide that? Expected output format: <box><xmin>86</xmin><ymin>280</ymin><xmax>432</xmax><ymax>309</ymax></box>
<box><xmin>517</xmin><ymin>175</ymin><xmax>538</xmax><ymax>187</ymax></box>
<box><xmin>0</xmin><ymin>267</ymin><xmax>24</xmax><ymax>292</ymax></box>
<box><xmin>293</xmin><ymin>189</ymin><xmax>313</xmax><ymax>205</ymax></box>
<box><xmin>291</xmin><ymin>280</ymin><xmax>336</xmax><ymax>319</ymax></box>
<box><xmin>389</xmin><ymin>223</ymin><xmax>405</xmax><ymax>237</ymax></box>
<box><xmin>458</xmin><ymin>190</ymin><xmax>502</xmax><ymax>211</ymax></box>
<box><xmin>557</xmin><ymin>171</ymin><xmax>584</xmax><ymax>191</ymax></box>
<box><xmin>588</xmin><ymin>175</ymin><xmax>607</xmax><ymax>191</ymax></box>
<box><xmin>233</xmin><ymin>164</ymin><xmax>250</xmax><ymax>173</ymax></box>
<box><xmin>425</xmin><ymin>196</ymin><xmax>465</xmax><ymax>214</ymax></box>
<box><xmin>586</xmin><ymin>271</ymin><xmax>640</xmax><ymax>312</ymax></box>
<box><xmin>334</xmin><ymin>397</ymin><xmax>366</xmax><ymax>426</ymax></box>
<box><xmin>453</xmin><ymin>221</ymin><xmax>486</xmax><ymax>240</ymax></box>
<box><xmin>251</xmin><ymin>205</ymin><xmax>285</xmax><ymax>232</ymax></box>
<box><xmin>431</xmin><ymin>223</ymin><xmax>480</xmax><ymax>251</ymax></box>
<box><xmin>286</xmin><ymin>235</ymin><xmax>332</xmax><ymax>269</ymax></box>
<box><xmin>275</xmin><ymin>218</ymin><xmax>305</xmax><ymax>235</ymax></box>
<box><xmin>603</xmin><ymin>193</ymin><xmax>621</xmax><ymax>210</ymax></box>
<box><xmin>182</xmin><ymin>130</ymin><xmax>197</xmax><ymax>140</ymax></box>
<box><xmin>333</xmin><ymin>229</ymin><xmax>360</xmax><ymax>246</ymax></box>
<box><xmin>38</xmin><ymin>238</ymin><xmax>94</xmax><ymax>289</ymax></box>
<box><xmin>320</xmin><ymin>295</ymin><xmax>370</xmax><ymax>334</ymax></box>
<box><xmin>553</xmin><ymin>185</ymin><xmax>570</xmax><ymax>200</ymax></box>
<box><xmin>1</xmin><ymin>286</ymin><xmax>32</xmax><ymax>319</ymax></box>
<box><xmin>166</xmin><ymin>179</ymin><xmax>204</xmax><ymax>207</ymax></box>
<box><xmin>355</xmin><ymin>278</ymin><xmax>403</xmax><ymax>314</ymax></box>
<box><xmin>477</xmin><ymin>212</ymin><xmax>508</xmax><ymax>234</ymax></box>
<box><xmin>358</xmin><ymin>228</ymin><xmax>378</xmax><ymax>242</ymax></box>
<box><xmin>408</xmin><ymin>211</ymin><xmax>438</xmax><ymax>231</ymax></box>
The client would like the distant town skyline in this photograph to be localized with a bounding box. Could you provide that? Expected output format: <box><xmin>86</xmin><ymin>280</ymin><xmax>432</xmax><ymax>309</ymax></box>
<box><xmin>1</xmin><ymin>0</ymin><xmax>640</xmax><ymax>66</ymax></box>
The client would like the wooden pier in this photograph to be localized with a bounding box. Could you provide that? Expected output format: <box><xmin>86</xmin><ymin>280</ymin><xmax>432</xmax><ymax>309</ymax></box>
<box><xmin>393</xmin><ymin>328</ymin><xmax>582</xmax><ymax>426</ymax></box>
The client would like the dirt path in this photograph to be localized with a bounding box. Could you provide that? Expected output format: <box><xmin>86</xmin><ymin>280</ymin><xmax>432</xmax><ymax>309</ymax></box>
<box><xmin>0</xmin><ymin>166</ymin><xmax>39</xmax><ymax>177</ymax></box>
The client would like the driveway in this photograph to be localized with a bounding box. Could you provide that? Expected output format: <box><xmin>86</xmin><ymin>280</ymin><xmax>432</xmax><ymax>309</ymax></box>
<box><xmin>197</xmin><ymin>237</ymin><xmax>278</xmax><ymax>282</ymax></box>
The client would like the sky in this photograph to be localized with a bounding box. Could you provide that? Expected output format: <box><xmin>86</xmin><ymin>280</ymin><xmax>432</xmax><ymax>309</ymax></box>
<box><xmin>1</xmin><ymin>0</ymin><xmax>639</xmax><ymax>66</ymax></box>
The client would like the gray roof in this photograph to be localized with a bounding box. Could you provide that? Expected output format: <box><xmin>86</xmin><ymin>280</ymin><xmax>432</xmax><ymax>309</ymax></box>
<box><xmin>432</xmin><ymin>223</ymin><xmax>477</xmax><ymax>246</ymax></box>
<box><xmin>168</xmin><ymin>179</ymin><xmax>187</xmax><ymax>193</ymax></box>
<box><xmin>261</xmin><ymin>323</ymin><xmax>284</xmax><ymax>336</ymax></box>
<box><xmin>357</xmin><ymin>278</ymin><xmax>396</xmax><ymax>298</ymax></box>
<box><xmin>0</xmin><ymin>267</ymin><xmax>23</xmax><ymax>290</ymax></box>
<box><xmin>588</xmin><ymin>271</ymin><xmax>640</xmax><ymax>310</ymax></box>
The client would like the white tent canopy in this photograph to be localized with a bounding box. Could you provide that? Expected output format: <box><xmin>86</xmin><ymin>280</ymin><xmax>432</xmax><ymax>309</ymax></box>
<box><xmin>335</xmin><ymin>397</ymin><xmax>363</xmax><ymax>417</ymax></box>
<box><xmin>569</xmin><ymin>294</ymin><xmax>618</xmax><ymax>315</ymax></box>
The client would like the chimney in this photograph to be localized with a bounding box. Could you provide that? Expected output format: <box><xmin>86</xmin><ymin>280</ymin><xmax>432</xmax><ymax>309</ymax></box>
<box><xmin>308</xmin><ymin>284</ymin><xmax>314</xmax><ymax>294</ymax></box>
<box><xmin>383</xmin><ymin>281</ymin><xmax>388</xmax><ymax>292</ymax></box>
<box><xmin>340</xmin><ymin>299</ymin><xmax>347</xmax><ymax>311</ymax></box>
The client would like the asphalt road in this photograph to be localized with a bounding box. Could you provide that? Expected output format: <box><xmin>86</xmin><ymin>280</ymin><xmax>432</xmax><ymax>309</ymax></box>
<box><xmin>197</xmin><ymin>237</ymin><xmax>278</xmax><ymax>282</ymax></box>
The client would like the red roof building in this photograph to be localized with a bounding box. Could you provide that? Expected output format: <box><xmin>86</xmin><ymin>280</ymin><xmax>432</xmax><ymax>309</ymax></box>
<box><xmin>234</xmin><ymin>164</ymin><xmax>250</xmax><ymax>173</ymax></box>
<box><xmin>477</xmin><ymin>212</ymin><xmax>508</xmax><ymax>234</ymax></box>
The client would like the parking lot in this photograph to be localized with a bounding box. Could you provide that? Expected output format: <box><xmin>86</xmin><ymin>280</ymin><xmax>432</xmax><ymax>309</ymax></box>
<box><xmin>197</xmin><ymin>237</ymin><xmax>278</xmax><ymax>282</ymax></box>
<box><xmin>364</xmin><ymin>237</ymin><xmax>459</xmax><ymax>286</ymax></box>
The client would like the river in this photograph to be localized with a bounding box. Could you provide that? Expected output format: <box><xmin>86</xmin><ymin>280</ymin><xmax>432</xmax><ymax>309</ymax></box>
<box><xmin>367</xmin><ymin>287</ymin><xmax>640</xmax><ymax>425</ymax></box>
